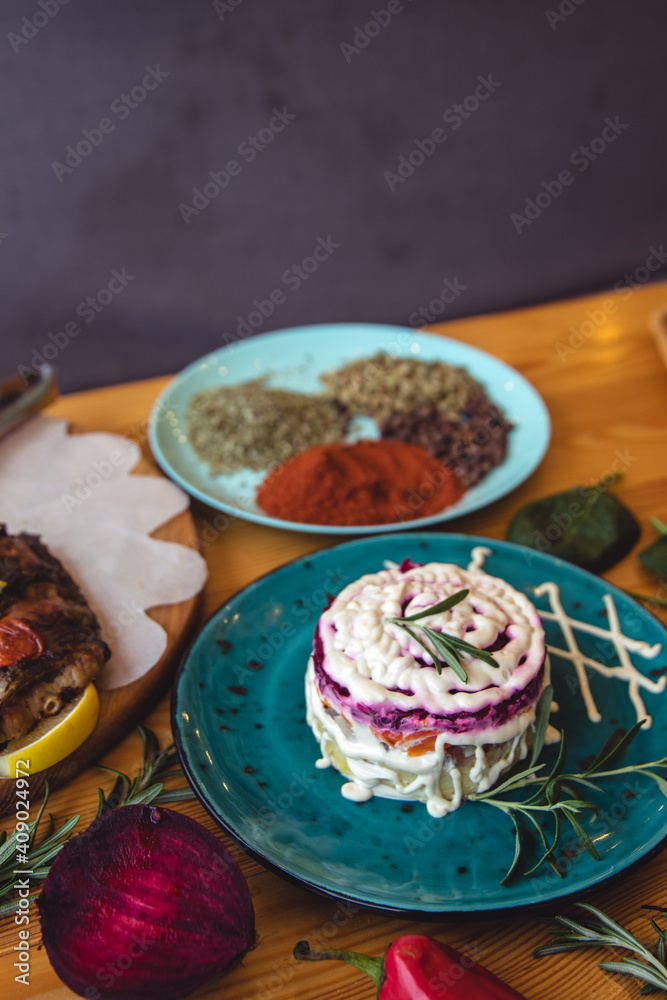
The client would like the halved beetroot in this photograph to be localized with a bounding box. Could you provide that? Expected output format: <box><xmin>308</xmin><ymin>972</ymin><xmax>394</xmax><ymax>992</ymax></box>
<box><xmin>38</xmin><ymin>804</ymin><xmax>255</xmax><ymax>1000</ymax></box>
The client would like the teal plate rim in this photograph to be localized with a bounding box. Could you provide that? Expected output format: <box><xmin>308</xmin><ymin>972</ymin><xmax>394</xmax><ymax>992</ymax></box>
<box><xmin>149</xmin><ymin>323</ymin><xmax>551</xmax><ymax>535</ymax></box>
<box><xmin>171</xmin><ymin>533</ymin><xmax>667</xmax><ymax>918</ymax></box>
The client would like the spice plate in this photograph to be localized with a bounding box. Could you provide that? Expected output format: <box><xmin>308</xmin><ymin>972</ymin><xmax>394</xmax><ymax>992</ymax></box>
<box><xmin>172</xmin><ymin>533</ymin><xmax>667</xmax><ymax>916</ymax></box>
<box><xmin>149</xmin><ymin>324</ymin><xmax>550</xmax><ymax>533</ymax></box>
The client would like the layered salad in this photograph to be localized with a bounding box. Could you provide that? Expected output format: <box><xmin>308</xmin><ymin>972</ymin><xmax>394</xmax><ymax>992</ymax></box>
<box><xmin>305</xmin><ymin>560</ymin><xmax>547</xmax><ymax>817</ymax></box>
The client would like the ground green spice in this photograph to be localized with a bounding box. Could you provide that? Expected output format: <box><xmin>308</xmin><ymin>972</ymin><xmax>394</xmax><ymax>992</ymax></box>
<box><xmin>186</xmin><ymin>379</ymin><xmax>348</xmax><ymax>474</ymax></box>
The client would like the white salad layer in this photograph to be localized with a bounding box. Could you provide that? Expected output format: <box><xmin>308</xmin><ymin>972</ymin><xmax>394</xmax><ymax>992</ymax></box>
<box><xmin>306</xmin><ymin>656</ymin><xmax>536</xmax><ymax>817</ymax></box>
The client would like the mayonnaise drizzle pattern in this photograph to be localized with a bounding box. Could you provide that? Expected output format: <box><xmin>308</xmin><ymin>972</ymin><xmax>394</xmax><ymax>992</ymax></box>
<box><xmin>535</xmin><ymin>582</ymin><xmax>665</xmax><ymax>727</ymax></box>
<box><xmin>468</xmin><ymin>545</ymin><xmax>667</xmax><ymax>729</ymax></box>
<box><xmin>468</xmin><ymin>547</ymin><xmax>664</xmax><ymax>727</ymax></box>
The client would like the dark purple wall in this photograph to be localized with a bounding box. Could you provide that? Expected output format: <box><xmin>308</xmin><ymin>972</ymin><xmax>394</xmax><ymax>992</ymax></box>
<box><xmin>2</xmin><ymin>0</ymin><xmax>666</xmax><ymax>390</ymax></box>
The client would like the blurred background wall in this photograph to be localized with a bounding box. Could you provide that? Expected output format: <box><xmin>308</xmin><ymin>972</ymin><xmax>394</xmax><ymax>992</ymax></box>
<box><xmin>2</xmin><ymin>0</ymin><xmax>666</xmax><ymax>391</ymax></box>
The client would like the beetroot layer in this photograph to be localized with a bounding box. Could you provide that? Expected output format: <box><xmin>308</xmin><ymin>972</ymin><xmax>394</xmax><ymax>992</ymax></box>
<box><xmin>312</xmin><ymin>621</ymin><xmax>544</xmax><ymax>736</ymax></box>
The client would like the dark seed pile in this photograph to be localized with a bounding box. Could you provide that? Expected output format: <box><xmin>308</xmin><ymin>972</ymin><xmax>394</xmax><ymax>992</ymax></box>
<box><xmin>381</xmin><ymin>388</ymin><xmax>513</xmax><ymax>488</ymax></box>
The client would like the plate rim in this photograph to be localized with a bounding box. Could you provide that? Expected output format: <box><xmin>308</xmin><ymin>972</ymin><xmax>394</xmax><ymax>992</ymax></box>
<box><xmin>171</xmin><ymin>531</ymin><xmax>667</xmax><ymax>917</ymax></box>
<box><xmin>150</xmin><ymin>323</ymin><xmax>551</xmax><ymax>534</ymax></box>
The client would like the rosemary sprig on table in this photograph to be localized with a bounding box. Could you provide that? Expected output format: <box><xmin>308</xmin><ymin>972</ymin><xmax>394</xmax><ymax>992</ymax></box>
<box><xmin>96</xmin><ymin>724</ymin><xmax>195</xmax><ymax>815</ymax></box>
<box><xmin>470</xmin><ymin>686</ymin><xmax>667</xmax><ymax>884</ymax></box>
<box><xmin>535</xmin><ymin>903</ymin><xmax>667</xmax><ymax>995</ymax></box>
<box><xmin>625</xmin><ymin>592</ymin><xmax>667</xmax><ymax>608</ymax></box>
<box><xmin>0</xmin><ymin>726</ymin><xmax>194</xmax><ymax>920</ymax></box>
<box><xmin>386</xmin><ymin>588</ymin><xmax>499</xmax><ymax>682</ymax></box>
<box><xmin>0</xmin><ymin>784</ymin><xmax>79</xmax><ymax>918</ymax></box>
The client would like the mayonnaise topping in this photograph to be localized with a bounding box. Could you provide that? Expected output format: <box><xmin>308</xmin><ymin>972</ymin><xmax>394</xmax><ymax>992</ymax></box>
<box><xmin>318</xmin><ymin>562</ymin><xmax>545</xmax><ymax>721</ymax></box>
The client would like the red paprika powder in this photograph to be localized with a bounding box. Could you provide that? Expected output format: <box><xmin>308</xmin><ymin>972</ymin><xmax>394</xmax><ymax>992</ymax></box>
<box><xmin>256</xmin><ymin>439</ymin><xmax>463</xmax><ymax>525</ymax></box>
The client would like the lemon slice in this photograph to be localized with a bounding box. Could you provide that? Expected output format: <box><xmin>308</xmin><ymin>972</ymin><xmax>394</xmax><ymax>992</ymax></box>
<box><xmin>0</xmin><ymin>684</ymin><xmax>100</xmax><ymax>777</ymax></box>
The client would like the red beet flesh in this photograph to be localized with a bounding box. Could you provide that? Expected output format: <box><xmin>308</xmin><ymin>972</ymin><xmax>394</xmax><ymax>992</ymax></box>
<box><xmin>38</xmin><ymin>805</ymin><xmax>255</xmax><ymax>1000</ymax></box>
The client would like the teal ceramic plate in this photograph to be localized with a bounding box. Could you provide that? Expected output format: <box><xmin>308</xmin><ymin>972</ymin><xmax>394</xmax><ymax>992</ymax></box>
<box><xmin>172</xmin><ymin>534</ymin><xmax>667</xmax><ymax>915</ymax></box>
<box><xmin>149</xmin><ymin>324</ymin><xmax>550</xmax><ymax>534</ymax></box>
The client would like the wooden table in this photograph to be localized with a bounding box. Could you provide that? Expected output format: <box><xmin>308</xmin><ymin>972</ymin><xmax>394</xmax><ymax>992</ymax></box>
<box><xmin>3</xmin><ymin>281</ymin><xmax>667</xmax><ymax>1000</ymax></box>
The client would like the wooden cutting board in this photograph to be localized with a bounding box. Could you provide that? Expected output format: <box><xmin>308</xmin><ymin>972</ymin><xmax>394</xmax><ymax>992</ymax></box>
<box><xmin>0</xmin><ymin>443</ymin><xmax>202</xmax><ymax>816</ymax></box>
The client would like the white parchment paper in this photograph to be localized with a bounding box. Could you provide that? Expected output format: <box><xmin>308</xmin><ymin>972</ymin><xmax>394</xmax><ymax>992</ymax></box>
<box><xmin>0</xmin><ymin>416</ymin><xmax>208</xmax><ymax>688</ymax></box>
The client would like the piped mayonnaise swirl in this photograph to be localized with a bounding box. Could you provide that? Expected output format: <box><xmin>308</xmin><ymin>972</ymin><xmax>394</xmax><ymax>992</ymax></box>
<box><xmin>317</xmin><ymin>562</ymin><xmax>545</xmax><ymax>727</ymax></box>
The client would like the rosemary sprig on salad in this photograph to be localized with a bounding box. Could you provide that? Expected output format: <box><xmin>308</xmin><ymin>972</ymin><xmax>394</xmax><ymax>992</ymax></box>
<box><xmin>386</xmin><ymin>588</ymin><xmax>500</xmax><ymax>682</ymax></box>
<box><xmin>0</xmin><ymin>726</ymin><xmax>194</xmax><ymax>920</ymax></box>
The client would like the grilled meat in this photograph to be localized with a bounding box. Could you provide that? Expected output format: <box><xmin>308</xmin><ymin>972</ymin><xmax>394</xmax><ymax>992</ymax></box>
<box><xmin>0</xmin><ymin>526</ymin><xmax>109</xmax><ymax>746</ymax></box>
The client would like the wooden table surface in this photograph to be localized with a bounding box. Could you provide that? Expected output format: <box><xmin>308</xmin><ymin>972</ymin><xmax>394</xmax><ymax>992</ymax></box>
<box><xmin>3</xmin><ymin>281</ymin><xmax>667</xmax><ymax>1000</ymax></box>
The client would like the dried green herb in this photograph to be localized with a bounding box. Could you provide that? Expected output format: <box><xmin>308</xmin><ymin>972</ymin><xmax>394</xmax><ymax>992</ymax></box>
<box><xmin>386</xmin><ymin>589</ymin><xmax>499</xmax><ymax>682</ymax></box>
<box><xmin>639</xmin><ymin>517</ymin><xmax>667</xmax><ymax>577</ymax></box>
<box><xmin>507</xmin><ymin>473</ymin><xmax>640</xmax><ymax>573</ymax></box>
<box><xmin>535</xmin><ymin>903</ymin><xmax>667</xmax><ymax>994</ymax></box>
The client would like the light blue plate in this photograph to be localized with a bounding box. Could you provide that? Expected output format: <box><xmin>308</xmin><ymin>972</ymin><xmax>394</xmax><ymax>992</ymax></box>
<box><xmin>149</xmin><ymin>324</ymin><xmax>550</xmax><ymax>534</ymax></box>
<box><xmin>172</xmin><ymin>534</ymin><xmax>667</xmax><ymax>915</ymax></box>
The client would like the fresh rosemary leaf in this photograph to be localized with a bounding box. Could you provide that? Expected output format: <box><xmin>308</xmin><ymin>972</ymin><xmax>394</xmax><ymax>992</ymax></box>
<box><xmin>626</xmin><ymin>591</ymin><xmax>667</xmax><ymax>608</ymax></box>
<box><xmin>0</xmin><ymin>891</ymin><xmax>40</xmax><ymax>920</ymax></box>
<box><xmin>127</xmin><ymin>784</ymin><xmax>165</xmax><ymax>806</ymax></box>
<box><xmin>583</xmin><ymin>720</ymin><xmax>645</xmax><ymax>775</ymax></box>
<box><xmin>524</xmin><ymin>729</ymin><xmax>566</xmax><ymax>806</ymax></box>
<box><xmin>399</xmin><ymin>589</ymin><xmax>469</xmax><ymax>621</ymax></box>
<box><xmin>386</xmin><ymin>590</ymin><xmax>500</xmax><ymax>680</ymax></box>
<box><xmin>34</xmin><ymin>813</ymin><xmax>80</xmax><ymax>852</ymax></box>
<box><xmin>530</xmin><ymin>685</ymin><xmax>553</xmax><ymax>767</ymax></box>
<box><xmin>472</xmin><ymin>763</ymin><xmax>546</xmax><ymax>800</ymax></box>
<box><xmin>521</xmin><ymin>811</ymin><xmax>564</xmax><ymax>878</ymax></box>
<box><xmin>440</xmin><ymin>634</ymin><xmax>500</xmax><ymax>668</ymax></box>
<box><xmin>658</xmin><ymin>936</ymin><xmax>667</xmax><ymax>968</ymax></box>
<box><xmin>561</xmin><ymin>810</ymin><xmax>600</xmax><ymax>861</ymax></box>
<box><xmin>534</xmin><ymin>940</ymin><xmax>606</xmax><ymax>955</ymax></box>
<box><xmin>528</xmin><ymin>812</ymin><xmax>563</xmax><ymax>878</ymax></box>
<box><xmin>598</xmin><ymin>960</ymin><xmax>667</xmax><ymax>992</ymax></box>
<box><xmin>577</xmin><ymin>903</ymin><xmax>648</xmax><ymax>944</ymax></box>
<box><xmin>423</xmin><ymin>628</ymin><xmax>469</xmax><ymax>682</ymax></box>
<box><xmin>642</xmin><ymin>771</ymin><xmax>667</xmax><ymax>799</ymax></box>
<box><xmin>500</xmin><ymin>812</ymin><xmax>524</xmax><ymax>886</ymax></box>
<box><xmin>0</xmin><ymin>783</ymin><xmax>79</xmax><ymax>920</ymax></box>
<box><xmin>0</xmin><ymin>834</ymin><xmax>16</xmax><ymax>870</ymax></box>
<box><xmin>154</xmin><ymin>787</ymin><xmax>197</xmax><ymax>804</ymax></box>
<box><xmin>395</xmin><ymin>621</ymin><xmax>446</xmax><ymax>675</ymax></box>
<box><xmin>536</xmin><ymin>902</ymin><xmax>667</xmax><ymax>992</ymax></box>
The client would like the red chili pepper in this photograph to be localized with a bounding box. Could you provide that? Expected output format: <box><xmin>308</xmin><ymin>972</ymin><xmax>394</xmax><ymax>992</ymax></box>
<box><xmin>294</xmin><ymin>933</ymin><xmax>528</xmax><ymax>999</ymax></box>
